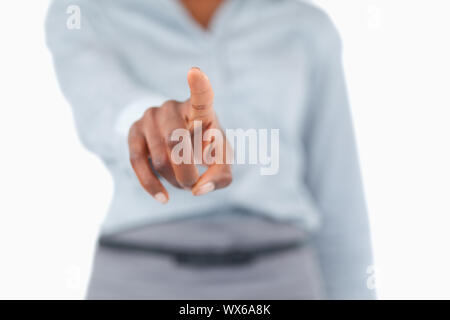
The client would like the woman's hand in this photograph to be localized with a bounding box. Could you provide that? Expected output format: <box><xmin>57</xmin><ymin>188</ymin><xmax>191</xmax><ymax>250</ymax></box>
<box><xmin>128</xmin><ymin>68</ymin><xmax>232</xmax><ymax>203</ymax></box>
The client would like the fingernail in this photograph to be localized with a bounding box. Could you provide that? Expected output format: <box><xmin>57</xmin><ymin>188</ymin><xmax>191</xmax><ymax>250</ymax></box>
<box><xmin>154</xmin><ymin>192</ymin><xmax>168</xmax><ymax>204</ymax></box>
<box><xmin>194</xmin><ymin>182</ymin><xmax>215</xmax><ymax>196</ymax></box>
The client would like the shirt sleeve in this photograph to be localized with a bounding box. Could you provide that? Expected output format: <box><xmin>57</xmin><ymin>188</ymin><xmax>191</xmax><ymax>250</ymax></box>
<box><xmin>45</xmin><ymin>0</ymin><xmax>166</xmax><ymax>167</ymax></box>
<box><xmin>302</xmin><ymin>13</ymin><xmax>376</xmax><ymax>299</ymax></box>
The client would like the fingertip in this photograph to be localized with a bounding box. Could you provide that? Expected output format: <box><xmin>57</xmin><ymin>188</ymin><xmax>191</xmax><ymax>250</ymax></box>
<box><xmin>188</xmin><ymin>66</ymin><xmax>203</xmax><ymax>77</ymax></box>
<box><xmin>187</xmin><ymin>67</ymin><xmax>210</xmax><ymax>91</ymax></box>
<box><xmin>192</xmin><ymin>182</ymin><xmax>215</xmax><ymax>196</ymax></box>
<box><xmin>179</xmin><ymin>177</ymin><xmax>198</xmax><ymax>190</ymax></box>
<box><xmin>173</xmin><ymin>164</ymin><xmax>200</xmax><ymax>191</ymax></box>
<box><xmin>154</xmin><ymin>192</ymin><xmax>169</xmax><ymax>204</ymax></box>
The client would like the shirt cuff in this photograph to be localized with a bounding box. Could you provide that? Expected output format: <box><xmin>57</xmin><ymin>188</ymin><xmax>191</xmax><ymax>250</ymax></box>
<box><xmin>115</xmin><ymin>94</ymin><xmax>167</xmax><ymax>136</ymax></box>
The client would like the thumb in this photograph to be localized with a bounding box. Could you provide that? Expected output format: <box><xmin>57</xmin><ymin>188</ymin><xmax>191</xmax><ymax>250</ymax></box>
<box><xmin>187</xmin><ymin>67</ymin><xmax>215</xmax><ymax>123</ymax></box>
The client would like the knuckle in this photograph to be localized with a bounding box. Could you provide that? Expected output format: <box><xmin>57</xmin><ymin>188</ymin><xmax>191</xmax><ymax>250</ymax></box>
<box><xmin>166</xmin><ymin>137</ymin><xmax>183</xmax><ymax>151</ymax></box>
<box><xmin>129</xmin><ymin>152</ymin><xmax>144</xmax><ymax>166</ymax></box>
<box><xmin>151</xmin><ymin>155</ymin><xmax>169</xmax><ymax>172</ymax></box>
<box><xmin>128</xmin><ymin>120</ymin><xmax>141</xmax><ymax>137</ymax></box>
<box><xmin>141</xmin><ymin>179</ymin><xmax>154</xmax><ymax>190</ymax></box>
<box><xmin>162</xmin><ymin>99</ymin><xmax>179</xmax><ymax>109</ymax></box>
<box><xmin>223</xmin><ymin>175</ymin><xmax>233</xmax><ymax>187</ymax></box>
<box><xmin>165</xmin><ymin>128</ymin><xmax>190</xmax><ymax>147</ymax></box>
<box><xmin>221</xmin><ymin>169</ymin><xmax>233</xmax><ymax>187</ymax></box>
<box><xmin>162</xmin><ymin>100</ymin><xmax>184</xmax><ymax>117</ymax></box>
<box><xmin>191</xmin><ymin>103</ymin><xmax>208</xmax><ymax>111</ymax></box>
<box><xmin>179</xmin><ymin>178</ymin><xmax>196</xmax><ymax>189</ymax></box>
<box><xmin>143</xmin><ymin>107</ymin><xmax>157</xmax><ymax>121</ymax></box>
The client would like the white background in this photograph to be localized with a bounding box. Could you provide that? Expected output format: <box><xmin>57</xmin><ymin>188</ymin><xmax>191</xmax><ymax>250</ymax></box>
<box><xmin>0</xmin><ymin>0</ymin><xmax>449</xmax><ymax>299</ymax></box>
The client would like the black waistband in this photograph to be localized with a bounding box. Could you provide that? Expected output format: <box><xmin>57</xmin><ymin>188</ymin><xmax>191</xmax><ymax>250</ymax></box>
<box><xmin>99</xmin><ymin>236</ymin><xmax>303</xmax><ymax>267</ymax></box>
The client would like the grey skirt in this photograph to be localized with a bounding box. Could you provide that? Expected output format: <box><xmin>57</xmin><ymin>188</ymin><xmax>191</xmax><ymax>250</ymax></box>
<box><xmin>86</xmin><ymin>209</ymin><xmax>325</xmax><ymax>300</ymax></box>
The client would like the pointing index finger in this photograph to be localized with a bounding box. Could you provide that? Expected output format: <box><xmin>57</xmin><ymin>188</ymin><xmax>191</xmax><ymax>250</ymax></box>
<box><xmin>187</xmin><ymin>67</ymin><xmax>215</xmax><ymax>123</ymax></box>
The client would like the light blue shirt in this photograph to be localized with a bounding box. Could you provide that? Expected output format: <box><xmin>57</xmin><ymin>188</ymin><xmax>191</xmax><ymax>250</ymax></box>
<box><xmin>46</xmin><ymin>0</ymin><xmax>367</xmax><ymax>237</ymax></box>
